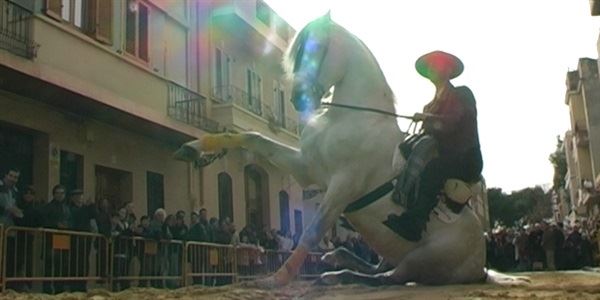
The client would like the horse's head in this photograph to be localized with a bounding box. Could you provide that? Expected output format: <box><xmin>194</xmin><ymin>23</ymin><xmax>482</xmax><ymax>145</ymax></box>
<box><xmin>283</xmin><ymin>13</ymin><xmax>348</xmax><ymax>113</ymax></box>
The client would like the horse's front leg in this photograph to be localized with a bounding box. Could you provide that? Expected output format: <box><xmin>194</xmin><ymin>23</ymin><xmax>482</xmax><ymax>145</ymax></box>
<box><xmin>256</xmin><ymin>176</ymin><xmax>353</xmax><ymax>288</ymax></box>
<box><xmin>175</xmin><ymin>132</ymin><xmax>311</xmax><ymax>186</ymax></box>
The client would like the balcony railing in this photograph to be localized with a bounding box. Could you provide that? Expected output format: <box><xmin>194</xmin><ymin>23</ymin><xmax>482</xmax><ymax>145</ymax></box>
<box><xmin>0</xmin><ymin>0</ymin><xmax>36</xmax><ymax>59</ymax></box>
<box><xmin>213</xmin><ymin>85</ymin><xmax>262</xmax><ymax>116</ymax></box>
<box><xmin>168</xmin><ymin>82</ymin><xmax>220</xmax><ymax>133</ymax></box>
<box><xmin>261</xmin><ymin>104</ymin><xmax>300</xmax><ymax>135</ymax></box>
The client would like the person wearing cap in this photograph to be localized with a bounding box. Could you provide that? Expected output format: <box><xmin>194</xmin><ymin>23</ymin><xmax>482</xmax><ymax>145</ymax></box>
<box><xmin>385</xmin><ymin>51</ymin><xmax>483</xmax><ymax>242</ymax></box>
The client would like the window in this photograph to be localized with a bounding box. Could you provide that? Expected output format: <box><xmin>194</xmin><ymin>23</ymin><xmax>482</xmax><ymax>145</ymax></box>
<box><xmin>294</xmin><ymin>209</ymin><xmax>303</xmax><ymax>235</ymax></box>
<box><xmin>96</xmin><ymin>165</ymin><xmax>132</xmax><ymax>211</ymax></box>
<box><xmin>273</xmin><ymin>81</ymin><xmax>285</xmax><ymax>126</ymax></box>
<box><xmin>45</xmin><ymin>0</ymin><xmax>113</xmax><ymax>44</ymax></box>
<box><xmin>125</xmin><ymin>0</ymin><xmax>149</xmax><ymax>61</ymax></box>
<box><xmin>218</xmin><ymin>172</ymin><xmax>233</xmax><ymax>222</ymax></box>
<box><xmin>146</xmin><ymin>171</ymin><xmax>164</xmax><ymax>216</ymax></box>
<box><xmin>214</xmin><ymin>48</ymin><xmax>232</xmax><ymax>101</ymax></box>
<box><xmin>246</xmin><ymin>68</ymin><xmax>262</xmax><ymax>114</ymax></box>
<box><xmin>279</xmin><ymin>191</ymin><xmax>290</xmax><ymax>234</ymax></box>
<box><xmin>276</xmin><ymin>23</ymin><xmax>289</xmax><ymax>42</ymax></box>
<box><xmin>256</xmin><ymin>0</ymin><xmax>270</xmax><ymax>27</ymax></box>
<box><xmin>60</xmin><ymin>150</ymin><xmax>83</xmax><ymax>192</ymax></box>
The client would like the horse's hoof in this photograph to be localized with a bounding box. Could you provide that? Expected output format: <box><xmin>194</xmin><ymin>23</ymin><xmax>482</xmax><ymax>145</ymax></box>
<box><xmin>315</xmin><ymin>271</ymin><xmax>342</xmax><ymax>286</ymax></box>
<box><xmin>320</xmin><ymin>252</ymin><xmax>338</xmax><ymax>268</ymax></box>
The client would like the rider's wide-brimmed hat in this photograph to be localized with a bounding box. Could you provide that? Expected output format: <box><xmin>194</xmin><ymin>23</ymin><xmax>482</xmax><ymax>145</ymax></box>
<box><xmin>415</xmin><ymin>51</ymin><xmax>464</xmax><ymax>80</ymax></box>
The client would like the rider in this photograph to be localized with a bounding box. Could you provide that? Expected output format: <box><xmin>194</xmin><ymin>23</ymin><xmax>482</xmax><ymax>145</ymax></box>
<box><xmin>384</xmin><ymin>51</ymin><xmax>483</xmax><ymax>242</ymax></box>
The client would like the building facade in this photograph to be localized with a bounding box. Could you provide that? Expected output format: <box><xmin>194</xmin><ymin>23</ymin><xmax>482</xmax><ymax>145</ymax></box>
<box><xmin>0</xmin><ymin>0</ymin><xmax>307</xmax><ymax>235</ymax></box>
<box><xmin>563</xmin><ymin>58</ymin><xmax>600</xmax><ymax>220</ymax></box>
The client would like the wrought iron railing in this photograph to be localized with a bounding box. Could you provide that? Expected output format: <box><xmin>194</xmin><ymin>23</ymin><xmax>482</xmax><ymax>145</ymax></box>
<box><xmin>0</xmin><ymin>0</ymin><xmax>36</xmax><ymax>59</ymax></box>
<box><xmin>213</xmin><ymin>85</ymin><xmax>262</xmax><ymax>116</ymax></box>
<box><xmin>262</xmin><ymin>104</ymin><xmax>300</xmax><ymax>135</ymax></box>
<box><xmin>168</xmin><ymin>82</ymin><xmax>220</xmax><ymax>133</ymax></box>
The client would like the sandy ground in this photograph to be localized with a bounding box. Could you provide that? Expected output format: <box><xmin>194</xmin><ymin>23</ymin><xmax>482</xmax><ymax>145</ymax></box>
<box><xmin>1</xmin><ymin>271</ymin><xmax>600</xmax><ymax>300</ymax></box>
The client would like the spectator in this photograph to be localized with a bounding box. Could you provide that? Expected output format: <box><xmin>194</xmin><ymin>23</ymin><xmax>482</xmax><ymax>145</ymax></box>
<box><xmin>0</xmin><ymin>166</ymin><xmax>23</xmax><ymax>226</ymax></box>
<box><xmin>554</xmin><ymin>222</ymin><xmax>566</xmax><ymax>270</ymax></box>
<box><xmin>94</xmin><ymin>198</ymin><xmax>112</xmax><ymax>281</ymax></box>
<box><xmin>111</xmin><ymin>212</ymin><xmax>130</xmax><ymax>291</ymax></box>
<box><xmin>541</xmin><ymin>222</ymin><xmax>557</xmax><ymax>271</ymax></box>
<box><xmin>134</xmin><ymin>215</ymin><xmax>150</xmax><ymax>236</ymax></box>
<box><xmin>68</xmin><ymin>189</ymin><xmax>95</xmax><ymax>292</ymax></box>
<box><xmin>208</xmin><ymin>217</ymin><xmax>219</xmax><ymax>242</ymax></box>
<box><xmin>190</xmin><ymin>211</ymin><xmax>199</xmax><ymax>227</ymax></box>
<box><xmin>172</xmin><ymin>213</ymin><xmax>188</xmax><ymax>241</ymax></box>
<box><xmin>186</xmin><ymin>213</ymin><xmax>210</xmax><ymax>242</ymax></box>
<box><xmin>565</xmin><ymin>224</ymin><xmax>583</xmax><ymax>269</ymax></box>
<box><xmin>214</xmin><ymin>218</ymin><xmax>233</xmax><ymax>245</ymax></box>
<box><xmin>162</xmin><ymin>214</ymin><xmax>179</xmax><ymax>289</ymax></box>
<box><xmin>278</xmin><ymin>230</ymin><xmax>294</xmax><ymax>252</ymax></box>
<box><xmin>11</xmin><ymin>185</ymin><xmax>40</xmax><ymax>292</ymax></box>
<box><xmin>42</xmin><ymin>184</ymin><xmax>70</xmax><ymax>294</ymax></box>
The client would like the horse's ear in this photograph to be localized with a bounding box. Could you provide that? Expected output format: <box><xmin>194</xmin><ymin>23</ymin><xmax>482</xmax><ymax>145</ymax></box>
<box><xmin>324</xmin><ymin>10</ymin><xmax>331</xmax><ymax>21</ymax></box>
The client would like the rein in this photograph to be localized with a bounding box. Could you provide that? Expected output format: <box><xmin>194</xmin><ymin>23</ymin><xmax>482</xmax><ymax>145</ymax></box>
<box><xmin>321</xmin><ymin>102</ymin><xmax>420</xmax><ymax>134</ymax></box>
<box><xmin>321</xmin><ymin>102</ymin><xmax>414</xmax><ymax>119</ymax></box>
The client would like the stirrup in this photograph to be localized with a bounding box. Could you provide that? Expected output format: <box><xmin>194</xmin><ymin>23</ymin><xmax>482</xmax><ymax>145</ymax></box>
<box><xmin>443</xmin><ymin>179</ymin><xmax>473</xmax><ymax>204</ymax></box>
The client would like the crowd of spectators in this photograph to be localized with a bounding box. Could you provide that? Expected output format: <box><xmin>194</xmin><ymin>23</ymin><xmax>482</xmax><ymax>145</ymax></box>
<box><xmin>0</xmin><ymin>167</ymin><xmax>322</xmax><ymax>293</ymax></box>
<box><xmin>486</xmin><ymin>220</ymin><xmax>598</xmax><ymax>272</ymax></box>
<box><xmin>0</xmin><ymin>166</ymin><xmax>380</xmax><ymax>294</ymax></box>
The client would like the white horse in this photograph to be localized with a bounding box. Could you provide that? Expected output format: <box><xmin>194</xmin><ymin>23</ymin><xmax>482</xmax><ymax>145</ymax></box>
<box><xmin>175</xmin><ymin>13</ymin><xmax>526</xmax><ymax>287</ymax></box>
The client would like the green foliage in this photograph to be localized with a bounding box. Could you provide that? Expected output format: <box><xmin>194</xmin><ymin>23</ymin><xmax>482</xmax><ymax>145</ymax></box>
<box><xmin>488</xmin><ymin>186</ymin><xmax>552</xmax><ymax>227</ymax></box>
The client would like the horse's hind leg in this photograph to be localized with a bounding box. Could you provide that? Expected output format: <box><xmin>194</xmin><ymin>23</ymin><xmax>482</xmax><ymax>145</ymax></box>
<box><xmin>321</xmin><ymin>247</ymin><xmax>391</xmax><ymax>275</ymax></box>
<box><xmin>316</xmin><ymin>265</ymin><xmax>409</xmax><ymax>287</ymax></box>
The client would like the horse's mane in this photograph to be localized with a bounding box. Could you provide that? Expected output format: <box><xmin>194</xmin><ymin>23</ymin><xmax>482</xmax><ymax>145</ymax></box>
<box><xmin>282</xmin><ymin>15</ymin><xmax>394</xmax><ymax>99</ymax></box>
<box><xmin>282</xmin><ymin>17</ymin><xmax>318</xmax><ymax>78</ymax></box>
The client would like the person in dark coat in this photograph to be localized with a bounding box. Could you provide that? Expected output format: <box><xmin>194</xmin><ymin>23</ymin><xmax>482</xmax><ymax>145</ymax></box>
<box><xmin>385</xmin><ymin>51</ymin><xmax>483</xmax><ymax>241</ymax></box>
<box><xmin>42</xmin><ymin>184</ymin><xmax>71</xmax><ymax>294</ymax></box>
<box><xmin>94</xmin><ymin>197</ymin><xmax>112</xmax><ymax>283</ymax></box>
<box><xmin>67</xmin><ymin>189</ymin><xmax>95</xmax><ymax>292</ymax></box>
<box><xmin>11</xmin><ymin>186</ymin><xmax>41</xmax><ymax>291</ymax></box>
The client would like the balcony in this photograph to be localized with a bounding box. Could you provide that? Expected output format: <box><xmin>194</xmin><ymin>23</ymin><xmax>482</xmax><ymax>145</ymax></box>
<box><xmin>263</xmin><ymin>104</ymin><xmax>299</xmax><ymax>135</ymax></box>
<box><xmin>168</xmin><ymin>82</ymin><xmax>220</xmax><ymax>133</ymax></box>
<box><xmin>213</xmin><ymin>85</ymin><xmax>262</xmax><ymax>116</ymax></box>
<box><xmin>0</xmin><ymin>0</ymin><xmax>37</xmax><ymax>59</ymax></box>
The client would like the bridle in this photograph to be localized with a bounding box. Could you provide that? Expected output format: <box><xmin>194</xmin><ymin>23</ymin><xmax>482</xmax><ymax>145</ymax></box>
<box><xmin>295</xmin><ymin>26</ymin><xmax>418</xmax><ymax>134</ymax></box>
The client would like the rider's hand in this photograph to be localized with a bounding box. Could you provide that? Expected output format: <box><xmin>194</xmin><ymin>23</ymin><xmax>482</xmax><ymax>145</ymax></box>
<box><xmin>413</xmin><ymin>112</ymin><xmax>427</xmax><ymax>122</ymax></box>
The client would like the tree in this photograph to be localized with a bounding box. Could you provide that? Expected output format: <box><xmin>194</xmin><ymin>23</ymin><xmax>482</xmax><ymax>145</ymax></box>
<box><xmin>488</xmin><ymin>186</ymin><xmax>552</xmax><ymax>227</ymax></box>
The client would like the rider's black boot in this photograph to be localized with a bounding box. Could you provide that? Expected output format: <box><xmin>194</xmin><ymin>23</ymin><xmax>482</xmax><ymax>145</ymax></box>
<box><xmin>383</xmin><ymin>211</ymin><xmax>425</xmax><ymax>242</ymax></box>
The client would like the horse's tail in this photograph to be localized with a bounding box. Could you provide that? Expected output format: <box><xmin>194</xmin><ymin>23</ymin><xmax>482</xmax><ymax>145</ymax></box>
<box><xmin>485</xmin><ymin>269</ymin><xmax>530</xmax><ymax>285</ymax></box>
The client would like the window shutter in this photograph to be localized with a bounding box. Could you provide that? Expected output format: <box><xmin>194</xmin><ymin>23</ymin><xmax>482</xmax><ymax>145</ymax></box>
<box><xmin>45</xmin><ymin>0</ymin><xmax>62</xmax><ymax>20</ymax></box>
<box><xmin>95</xmin><ymin>0</ymin><xmax>112</xmax><ymax>44</ymax></box>
<box><xmin>85</xmin><ymin>0</ymin><xmax>97</xmax><ymax>35</ymax></box>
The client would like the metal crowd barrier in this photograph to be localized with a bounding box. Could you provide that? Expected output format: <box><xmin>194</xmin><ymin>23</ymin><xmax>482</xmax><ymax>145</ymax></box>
<box><xmin>184</xmin><ymin>241</ymin><xmax>237</xmax><ymax>286</ymax></box>
<box><xmin>0</xmin><ymin>226</ymin><xmax>328</xmax><ymax>292</ymax></box>
<box><xmin>1</xmin><ymin>226</ymin><xmax>110</xmax><ymax>293</ymax></box>
<box><xmin>300</xmin><ymin>252</ymin><xmax>326</xmax><ymax>279</ymax></box>
<box><xmin>235</xmin><ymin>244</ymin><xmax>268</xmax><ymax>281</ymax></box>
<box><xmin>110</xmin><ymin>236</ymin><xmax>184</xmax><ymax>291</ymax></box>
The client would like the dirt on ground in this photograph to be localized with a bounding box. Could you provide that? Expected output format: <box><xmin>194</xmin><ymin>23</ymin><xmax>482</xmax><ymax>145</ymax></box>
<box><xmin>1</xmin><ymin>271</ymin><xmax>600</xmax><ymax>300</ymax></box>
